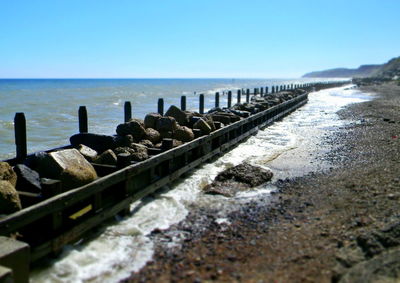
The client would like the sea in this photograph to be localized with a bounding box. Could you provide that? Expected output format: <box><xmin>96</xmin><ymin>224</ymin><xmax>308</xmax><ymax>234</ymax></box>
<box><xmin>0</xmin><ymin>78</ymin><xmax>374</xmax><ymax>282</ymax></box>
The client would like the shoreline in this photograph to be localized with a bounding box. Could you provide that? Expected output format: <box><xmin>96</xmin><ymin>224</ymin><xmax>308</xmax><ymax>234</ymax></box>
<box><xmin>127</xmin><ymin>82</ymin><xmax>400</xmax><ymax>282</ymax></box>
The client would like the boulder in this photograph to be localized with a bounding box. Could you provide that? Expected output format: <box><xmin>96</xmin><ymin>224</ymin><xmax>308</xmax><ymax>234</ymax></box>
<box><xmin>173</xmin><ymin>126</ymin><xmax>194</xmax><ymax>142</ymax></box>
<box><xmin>0</xmin><ymin>180</ymin><xmax>21</xmax><ymax>214</ymax></box>
<box><xmin>70</xmin><ymin>133</ymin><xmax>133</xmax><ymax>153</ymax></box>
<box><xmin>114</xmin><ymin>146</ymin><xmax>135</xmax><ymax>156</ymax></box>
<box><xmin>173</xmin><ymin>139</ymin><xmax>183</xmax><ymax>148</ymax></box>
<box><xmin>14</xmin><ymin>164</ymin><xmax>41</xmax><ymax>194</ymax></box>
<box><xmin>165</xmin><ymin>105</ymin><xmax>188</xmax><ymax>126</ymax></box>
<box><xmin>156</xmin><ymin>117</ymin><xmax>178</xmax><ymax>133</ymax></box>
<box><xmin>139</xmin><ymin>139</ymin><xmax>154</xmax><ymax>148</ymax></box>
<box><xmin>95</xmin><ymin>149</ymin><xmax>118</xmax><ymax>166</ymax></box>
<box><xmin>129</xmin><ymin>143</ymin><xmax>149</xmax><ymax>162</ymax></box>
<box><xmin>145</xmin><ymin>128</ymin><xmax>161</xmax><ymax>144</ymax></box>
<box><xmin>144</xmin><ymin>113</ymin><xmax>162</xmax><ymax>129</ymax></box>
<box><xmin>211</xmin><ymin>114</ymin><xmax>232</xmax><ymax>125</ymax></box>
<box><xmin>193</xmin><ymin>118</ymin><xmax>212</xmax><ymax>135</ymax></box>
<box><xmin>76</xmin><ymin>144</ymin><xmax>98</xmax><ymax>162</ymax></box>
<box><xmin>35</xmin><ymin>149</ymin><xmax>98</xmax><ymax>190</ymax></box>
<box><xmin>116</xmin><ymin>119</ymin><xmax>146</xmax><ymax>142</ymax></box>
<box><xmin>203</xmin><ymin>163</ymin><xmax>273</xmax><ymax>197</ymax></box>
<box><xmin>159</xmin><ymin>130</ymin><xmax>173</xmax><ymax>139</ymax></box>
<box><xmin>0</xmin><ymin>162</ymin><xmax>17</xmax><ymax>187</ymax></box>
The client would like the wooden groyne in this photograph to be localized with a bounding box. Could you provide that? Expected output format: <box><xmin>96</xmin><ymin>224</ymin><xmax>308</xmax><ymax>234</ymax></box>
<box><xmin>0</xmin><ymin>81</ymin><xmax>347</xmax><ymax>282</ymax></box>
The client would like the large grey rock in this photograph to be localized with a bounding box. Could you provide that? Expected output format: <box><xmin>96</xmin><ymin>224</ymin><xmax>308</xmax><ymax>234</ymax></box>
<box><xmin>0</xmin><ymin>180</ymin><xmax>21</xmax><ymax>214</ymax></box>
<box><xmin>130</xmin><ymin>143</ymin><xmax>149</xmax><ymax>162</ymax></box>
<box><xmin>203</xmin><ymin>163</ymin><xmax>273</xmax><ymax>197</ymax></box>
<box><xmin>156</xmin><ymin>117</ymin><xmax>178</xmax><ymax>132</ymax></box>
<box><xmin>173</xmin><ymin>126</ymin><xmax>194</xmax><ymax>142</ymax></box>
<box><xmin>193</xmin><ymin>118</ymin><xmax>212</xmax><ymax>135</ymax></box>
<box><xmin>145</xmin><ymin>128</ymin><xmax>161</xmax><ymax>144</ymax></box>
<box><xmin>95</xmin><ymin>149</ymin><xmax>118</xmax><ymax>166</ymax></box>
<box><xmin>35</xmin><ymin>149</ymin><xmax>98</xmax><ymax>190</ymax></box>
<box><xmin>165</xmin><ymin>105</ymin><xmax>188</xmax><ymax>126</ymax></box>
<box><xmin>70</xmin><ymin>133</ymin><xmax>132</xmax><ymax>153</ymax></box>
<box><xmin>116</xmin><ymin>119</ymin><xmax>146</xmax><ymax>142</ymax></box>
<box><xmin>139</xmin><ymin>139</ymin><xmax>154</xmax><ymax>148</ymax></box>
<box><xmin>0</xmin><ymin>162</ymin><xmax>17</xmax><ymax>187</ymax></box>
<box><xmin>76</xmin><ymin>144</ymin><xmax>98</xmax><ymax>162</ymax></box>
<box><xmin>144</xmin><ymin>113</ymin><xmax>162</xmax><ymax>129</ymax></box>
<box><xmin>14</xmin><ymin>164</ymin><xmax>41</xmax><ymax>194</ymax></box>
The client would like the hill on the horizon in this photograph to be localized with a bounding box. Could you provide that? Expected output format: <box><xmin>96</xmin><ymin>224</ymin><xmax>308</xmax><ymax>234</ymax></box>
<box><xmin>302</xmin><ymin>56</ymin><xmax>400</xmax><ymax>79</ymax></box>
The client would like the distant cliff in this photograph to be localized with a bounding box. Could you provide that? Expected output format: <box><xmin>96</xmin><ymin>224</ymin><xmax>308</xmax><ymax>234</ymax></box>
<box><xmin>302</xmin><ymin>56</ymin><xmax>400</xmax><ymax>79</ymax></box>
<box><xmin>302</xmin><ymin>65</ymin><xmax>382</xmax><ymax>78</ymax></box>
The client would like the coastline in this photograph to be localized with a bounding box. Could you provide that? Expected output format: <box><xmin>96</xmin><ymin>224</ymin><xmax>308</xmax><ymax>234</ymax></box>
<box><xmin>126</xmin><ymin>82</ymin><xmax>400</xmax><ymax>282</ymax></box>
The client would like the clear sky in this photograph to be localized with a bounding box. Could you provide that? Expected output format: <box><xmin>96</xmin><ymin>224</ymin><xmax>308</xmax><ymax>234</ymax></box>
<box><xmin>1</xmin><ymin>0</ymin><xmax>399</xmax><ymax>78</ymax></box>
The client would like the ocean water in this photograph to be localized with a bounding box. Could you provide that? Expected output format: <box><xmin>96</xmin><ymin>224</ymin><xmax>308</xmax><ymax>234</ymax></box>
<box><xmin>30</xmin><ymin>84</ymin><xmax>374</xmax><ymax>282</ymax></box>
<box><xmin>1</xmin><ymin>78</ymin><xmax>337</xmax><ymax>160</ymax></box>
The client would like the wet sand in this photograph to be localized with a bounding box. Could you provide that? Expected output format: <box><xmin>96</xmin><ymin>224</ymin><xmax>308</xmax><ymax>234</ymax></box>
<box><xmin>126</xmin><ymin>82</ymin><xmax>400</xmax><ymax>282</ymax></box>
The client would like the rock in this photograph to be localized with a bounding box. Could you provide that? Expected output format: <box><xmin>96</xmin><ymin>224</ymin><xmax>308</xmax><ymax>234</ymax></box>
<box><xmin>144</xmin><ymin>113</ymin><xmax>162</xmax><ymax>129</ymax></box>
<box><xmin>0</xmin><ymin>180</ymin><xmax>21</xmax><ymax>214</ymax></box>
<box><xmin>172</xmin><ymin>139</ymin><xmax>183</xmax><ymax>148</ymax></box>
<box><xmin>215</xmin><ymin>163</ymin><xmax>273</xmax><ymax>187</ymax></box>
<box><xmin>173</xmin><ymin>126</ymin><xmax>194</xmax><ymax>142</ymax></box>
<box><xmin>35</xmin><ymin>149</ymin><xmax>98</xmax><ymax>190</ymax></box>
<box><xmin>205</xmin><ymin>118</ymin><xmax>216</xmax><ymax>132</ymax></box>
<box><xmin>70</xmin><ymin>133</ymin><xmax>132</xmax><ymax>153</ymax></box>
<box><xmin>145</xmin><ymin>128</ymin><xmax>161</xmax><ymax>144</ymax></box>
<box><xmin>211</xmin><ymin>114</ymin><xmax>232</xmax><ymax>125</ymax></box>
<box><xmin>339</xmin><ymin>247</ymin><xmax>400</xmax><ymax>283</ymax></box>
<box><xmin>0</xmin><ymin>162</ymin><xmax>17</xmax><ymax>187</ymax></box>
<box><xmin>204</xmin><ymin>163</ymin><xmax>273</xmax><ymax>197</ymax></box>
<box><xmin>165</xmin><ymin>105</ymin><xmax>188</xmax><ymax>126</ymax></box>
<box><xmin>14</xmin><ymin>164</ymin><xmax>41</xmax><ymax>194</ymax></box>
<box><xmin>130</xmin><ymin>143</ymin><xmax>149</xmax><ymax>162</ymax></box>
<box><xmin>116</xmin><ymin>119</ymin><xmax>146</xmax><ymax>142</ymax></box>
<box><xmin>139</xmin><ymin>139</ymin><xmax>154</xmax><ymax>148</ymax></box>
<box><xmin>193</xmin><ymin>118</ymin><xmax>212</xmax><ymax>135</ymax></box>
<box><xmin>76</xmin><ymin>144</ymin><xmax>98</xmax><ymax>162</ymax></box>
<box><xmin>95</xmin><ymin>149</ymin><xmax>118</xmax><ymax>166</ymax></box>
<box><xmin>159</xmin><ymin>130</ymin><xmax>173</xmax><ymax>139</ymax></box>
<box><xmin>156</xmin><ymin>117</ymin><xmax>178</xmax><ymax>133</ymax></box>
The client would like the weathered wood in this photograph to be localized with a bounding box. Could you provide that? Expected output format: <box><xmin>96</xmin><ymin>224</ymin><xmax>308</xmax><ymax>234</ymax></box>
<box><xmin>246</xmin><ymin>89</ymin><xmax>250</xmax><ymax>102</ymax></box>
<box><xmin>265</xmin><ymin>86</ymin><xmax>269</xmax><ymax>95</ymax></box>
<box><xmin>180</xmin><ymin>96</ymin><xmax>186</xmax><ymax>111</ymax></box>
<box><xmin>78</xmin><ymin>106</ymin><xmax>88</xmax><ymax>133</ymax></box>
<box><xmin>199</xmin><ymin>94</ymin><xmax>204</xmax><ymax>114</ymax></box>
<box><xmin>215</xmin><ymin>92</ymin><xmax>219</xmax><ymax>108</ymax></box>
<box><xmin>158</xmin><ymin>98</ymin><xmax>164</xmax><ymax>116</ymax></box>
<box><xmin>124</xmin><ymin>101</ymin><xmax>132</xmax><ymax>122</ymax></box>
<box><xmin>237</xmin><ymin>89</ymin><xmax>241</xmax><ymax>104</ymax></box>
<box><xmin>14</xmin><ymin>112</ymin><xmax>27</xmax><ymax>162</ymax></box>
<box><xmin>272</xmin><ymin>86</ymin><xmax>275</xmax><ymax>93</ymax></box>
<box><xmin>227</xmin><ymin>91</ymin><xmax>232</xmax><ymax>108</ymax></box>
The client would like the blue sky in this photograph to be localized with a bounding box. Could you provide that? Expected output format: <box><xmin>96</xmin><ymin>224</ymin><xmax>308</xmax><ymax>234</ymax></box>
<box><xmin>1</xmin><ymin>0</ymin><xmax>399</xmax><ymax>78</ymax></box>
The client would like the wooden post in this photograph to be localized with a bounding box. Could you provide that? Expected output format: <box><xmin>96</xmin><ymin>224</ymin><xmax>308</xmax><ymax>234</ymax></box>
<box><xmin>291</xmin><ymin>84</ymin><xmax>294</xmax><ymax>90</ymax></box>
<box><xmin>246</xmin><ymin>89</ymin><xmax>250</xmax><ymax>102</ymax></box>
<box><xmin>215</xmin><ymin>92</ymin><xmax>220</xmax><ymax>108</ymax></box>
<box><xmin>14</xmin><ymin>112</ymin><xmax>27</xmax><ymax>162</ymax></box>
<box><xmin>254</xmin><ymin>88</ymin><xmax>257</xmax><ymax>95</ymax></box>
<box><xmin>265</xmin><ymin>86</ymin><xmax>269</xmax><ymax>95</ymax></box>
<box><xmin>78</xmin><ymin>106</ymin><xmax>88</xmax><ymax>133</ymax></box>
<box><xmin>158</xmin><ymin>98</ymin><xmax>164</xmax><ymax>116</ymax></box>
<box><xmin>124</xmin><ymin>101</ymin><xmax>131</xmax><ymax>122</ymax></box>
<box><xmin>228</xmin><ymin>91</ymin><xmax>232</xmax><ymax>108</ymax></box>
<box><xmin>237</xmin><ymin>89</ymin><xmax>241</xmax><ymax>104</ymax></box>
<box><xmin>181</xmin><ymin>96</ymin><xmax>186</xmax><ymax>111</ymax></box>
<box><xmin>260</xmin><ymin>87</ymin><xmax>264</xmax><ymax>96</ymax></box>
<box><xmin>272</xmin><ymin>86</ymin><xmax>275</xmax><ymax>93</ymax></box>
<box><xmin>199</xmin><ymin>94</ymin><xmax>204</xmax><ymax>114</ymax></box>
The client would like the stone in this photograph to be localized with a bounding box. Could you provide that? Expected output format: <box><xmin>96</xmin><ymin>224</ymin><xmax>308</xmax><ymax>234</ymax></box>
<box><xmin>76</xmin><ymin>144</ymin><xmax>98</xmax><ymax>162</ymax></box>
<box><xmin>156</xmin><ymin>117</ymin><xmax>178</xmax><ymax>132</ymax></box>
<box><xmin>193</xmin><ymin>118</ymin><xmax>212</xmax><ymax>135</ymax></box>
<box><xmin>211</xmin><ymin>114</ymin><xmax>232</xmax><ymax>125</ymax></box>
<box><xmin>172</xmin><ymin>139</ymin><xmax>183</xmax><ymax>148</ymax></box>
<box><xmin>70</xmin><ymin>133</ymin><xmax>132</xmax><ymax>153</ymax></box>
<box><xmin>159</xmin><ymin>130</ymin><xmax>173</xmax><ymax>139</ymax></box>
<box><xmin>14</xmin><ymin>164</ymin><xmax>41</xmax><ymax>194</ymax></box>
<box><xmin>116</xmin><ymin>119</ymin><xmax>146</xmax><ymax>142</ymax></box>
<box><xmin>204</xmin><ymin>163</ymin><xmax>273</xmax><ymax>197</ymax></box>
<box><xmin>35</xmin><ymin>149</ymin><xmax>98</xmax><ymax>190</ymax></box>
<box><xmin>0</xmin><ymin>180</ymin><xmax>21</xmax><ymax>214</ymax></box>
<box><xmin>0</xmin><ymin>162</ymin><xmax>17</xmax><ymax>187</ymax></box>
<box><xmin>145</xmin><ymin>128</ymin><xmax>161</xmax><ymax>144</ymax></box>
<box><xmin>129</xmin><ymin>143</ymin><xmax>149</xmax><ymax>162</ymax></box>
<box><xmin>144</xmin><ymin>113</ymin><xmax>162</xmax><ymax>129</ymax></box>
<box><xmin>165</xmin><ymin>105</ymin><xmax>188</xmax><ymax>126</ymax></box>
<box><xmin>205</xmin><ymin>118</ymin><xmax>216</xmax><ymax>132</ymax></box>
<box><xmin>139</xmin><ymin>139</ymin><xmax>154</xmax><ymax>148</ymax></box>
<box><xmin>95</xmin><ymin>149</ymin><xmax>118</xmax><ymax>166</ymax></box>
<box><xmin>173</xmin><ymin>126</ymin><xmax>194</xmax><ymax>142</ymax></box>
